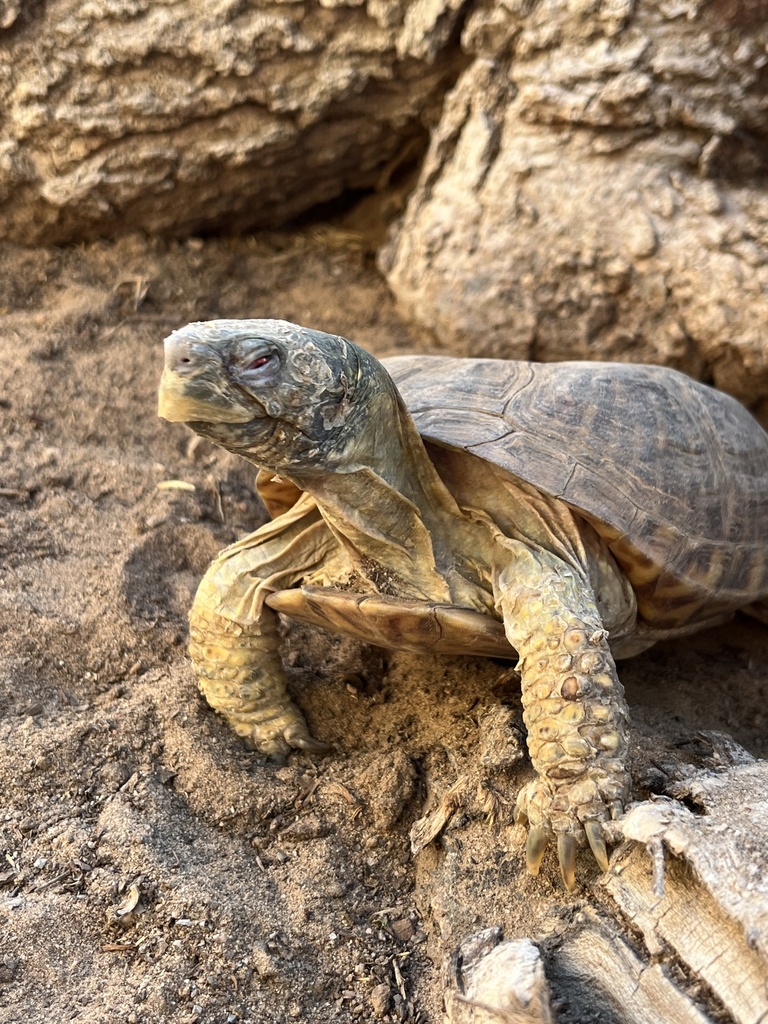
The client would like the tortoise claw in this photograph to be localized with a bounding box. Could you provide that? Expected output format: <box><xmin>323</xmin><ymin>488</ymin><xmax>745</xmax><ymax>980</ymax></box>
<box><xmin>243</xmin><ymin>733</ymin><xmax>290</xmax><ymax>761</ymax></box>
<box><xmin>557</xmin><ymin>833</ymin><xmax>577</xmax><ymax>891</ymax></box>
<box><xmin>585</xmin><ymin>820</ymin><xmax>609</xmax><ymax>872</ymax></box>
<box><xmin>516</xmin><ymin>775</ymin><xmax>624</xmax><ymax>886</ymax></box>
<box><xmin>526</xmin><ymin>826</ymin><xmax>551</xmax><ymax>876</ymax></box>
<box><xmin>284</xmin><ymin>727</ymin><xmax>332</xmax><ymax>754</ymax></box>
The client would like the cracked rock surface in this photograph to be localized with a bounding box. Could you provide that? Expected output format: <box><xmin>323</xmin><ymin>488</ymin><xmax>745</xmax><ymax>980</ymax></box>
<box><xmin>382</xmin><ymin>0</ymin><xmax>768</xmax><ymax>407</ymax></box>
<box><xmin>0</xmin><ymin>0</ymin><xmax>466</xmax><ymax>244</ymax></box>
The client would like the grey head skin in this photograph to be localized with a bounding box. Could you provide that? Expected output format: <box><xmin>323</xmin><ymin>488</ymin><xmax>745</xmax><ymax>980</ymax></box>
<box><xmin>160</xmin><ymin>318</ymin><xmax>404</xmax><ymax>479</ymax></box>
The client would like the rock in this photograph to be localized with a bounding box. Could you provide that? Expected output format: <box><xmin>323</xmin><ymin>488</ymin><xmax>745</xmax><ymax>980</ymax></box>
<box><xmin>382</xmin><ymin>0</ymin><xmax>768</xmax><ymax>407</ymax></box>
<box><xmin>0</xmin><ymin>0</ymin><xmax>465</xmax><ymax>244</ymax></box>
<box><xmin>356</xmin><ymin>747</ymin><xmax>417</xmax><ymax>831</ymax></box>
<box><xmin>370</xmin><ymin>981</ymin><xmax>391</xmax><ymax>1017</ymax></box>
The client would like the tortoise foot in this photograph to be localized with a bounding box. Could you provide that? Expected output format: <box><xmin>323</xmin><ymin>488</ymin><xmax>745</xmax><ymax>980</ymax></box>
<box><xmin>230</xmin><ymin>701</ymin><xmax>331</xmax><ymax>760</ymax></box>
<box><xmin>189</xmin><ymin>581</ymin><xmax>331</xmax><ymax>761</ymax></box>
<box><xmin>515</xmin><ymin>771</ymin><xmax>626</xmax><ymax>889</ymax></box>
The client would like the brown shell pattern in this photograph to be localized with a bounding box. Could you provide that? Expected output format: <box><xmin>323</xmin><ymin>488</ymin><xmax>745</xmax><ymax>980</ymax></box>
<box><xmin>385</xmin><ymin>356</ymin><xmax>768</xmax><ymax>626</ymax></box>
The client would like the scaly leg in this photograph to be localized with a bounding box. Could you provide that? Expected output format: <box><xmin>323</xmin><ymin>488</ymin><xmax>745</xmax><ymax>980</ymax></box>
<box><xmin>495</xmin><ymin>541</ymin><xmax>630</xmax><ymax>888</ymax></box>
<box><xmin>189</xmin><ymin>497</ymin><xmax>336</xmax><ymax>757</ymax></box>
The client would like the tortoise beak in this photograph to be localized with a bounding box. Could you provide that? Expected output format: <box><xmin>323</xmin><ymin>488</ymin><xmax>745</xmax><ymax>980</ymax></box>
<box><xmin>158</xmin><ymin>332</ymin><xmax>254</xmax><ymax>424</ymax></box>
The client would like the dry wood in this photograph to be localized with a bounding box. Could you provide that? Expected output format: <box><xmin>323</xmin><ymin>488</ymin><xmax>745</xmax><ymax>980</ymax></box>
<box><xmin>605</xmin><ymin>761</ymin><xmax>768</xmax><ymax>1024</ymax></box>
<box><xmin>552</xmin><ymin>911</ymin><xmax>711</xmax><ymax>1024</ymax></box>
<box><xmin>445</xmin><ymin>931</ymin><xmax>555</xmax><ymax>1024</ymax></box>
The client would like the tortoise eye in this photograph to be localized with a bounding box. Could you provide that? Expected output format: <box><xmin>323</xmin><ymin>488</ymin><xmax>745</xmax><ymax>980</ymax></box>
<box><xmin>238</xmin><ymin>351</ymin><xmax>277</xmax><ymax>378</ymax></box>
<box><xmin>248</xmin><ymin>356</ymin><xmax>271</xmax><ymax>370</ymax></box>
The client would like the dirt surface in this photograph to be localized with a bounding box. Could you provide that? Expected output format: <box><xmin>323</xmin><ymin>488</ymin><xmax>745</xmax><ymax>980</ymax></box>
<box><xmin>1</xmin><ymin>230</ymin><xmax>767</xmax><ymax>1024</ymax></box>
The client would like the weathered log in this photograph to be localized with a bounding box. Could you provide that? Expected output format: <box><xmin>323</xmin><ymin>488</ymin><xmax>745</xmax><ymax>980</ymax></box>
<box><xmin>0</xmin><ymin>0</ymin><xmax>465</xmax><ymax>245</ymax></box>
<box><xmin>545</xmin><ymin>911</ymin><xmax>712</xmax><ymax>1024</ymax></box>
<box><xmin>443</xmin><ymin>753</ymin><xmax>768</xmax><ymax>1024</ymax></box>
<box><xmin>605</xmin><ymin>760</ymin><xmax>768</xmax><ymax>1024</ymax></box>
<box><xmin>382</xmin><ymin>0</ymin><xmax>768</xmax><ymax>407</ymax></box>
<box><xmin>445</xmin><ymin>929</ymin><xmax>556</xmax><ymax>1024</ymax></box>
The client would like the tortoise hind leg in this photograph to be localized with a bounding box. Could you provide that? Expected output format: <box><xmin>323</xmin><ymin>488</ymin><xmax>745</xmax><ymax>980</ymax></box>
<box><xmin>495</xmin><ymin>541</ymin><xmax>630</xmax><ymax>889</ymax></box>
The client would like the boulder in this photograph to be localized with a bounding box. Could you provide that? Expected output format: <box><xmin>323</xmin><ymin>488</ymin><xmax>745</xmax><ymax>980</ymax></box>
<box><xmin>382</xmin><ymin>0</ymin><xmax>768</xmax><ymax>406</ymax></box>
<box><xmin>0</xmin><ymin>0</ymin><xmax>465</xmax><ymax>244</ymax></box>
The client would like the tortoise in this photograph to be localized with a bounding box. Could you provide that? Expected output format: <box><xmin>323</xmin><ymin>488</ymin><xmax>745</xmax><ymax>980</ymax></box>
<box><xmin>157</xmin><ymin>318</ymin><xmax>768</xmax><ymax>888</ymax></box>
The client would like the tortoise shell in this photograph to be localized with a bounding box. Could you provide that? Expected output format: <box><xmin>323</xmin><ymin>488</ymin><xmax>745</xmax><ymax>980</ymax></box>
<box><xmin>385</xmin><ymin>356</ymin><xmax>768</xmax><ymax>630</ymax></box>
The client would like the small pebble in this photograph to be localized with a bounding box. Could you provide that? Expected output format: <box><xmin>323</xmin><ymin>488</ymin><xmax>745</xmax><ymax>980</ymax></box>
<box><xmin>370</xmin><ymin>983</ymin><xmax>390</xmax><ymax>1017</ymax></box>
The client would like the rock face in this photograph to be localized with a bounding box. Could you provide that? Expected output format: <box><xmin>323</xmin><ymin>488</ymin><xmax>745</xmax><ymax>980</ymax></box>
<box><xmin>0</xmin><ymin>0</ymin><xmax>465</xmax><ymax>244</ymax></box>
<box><xmin>382</xmin><ymin>0</ymin><xmax>768</xmax><ymax>407</ymax></box>
<box><xmin>4</xmin><ymin>0</ymin><xmax>768</xmax><ymax>403</ymax></box>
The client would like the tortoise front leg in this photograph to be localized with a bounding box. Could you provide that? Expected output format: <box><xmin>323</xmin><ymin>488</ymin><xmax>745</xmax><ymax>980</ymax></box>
<box><xmin>495</xmin><ymin>541</ymin><xmax>630</xmax><ymax>889</ymax></box>
<box><xmin>189</xmin><ymin>499</ymin><xmax>335</xmax><ymax>758</ymax></box>
<box><xmin>190</xmin><ymin>577</ymin><xmax>329</xmax><ymax>758</ymax></box>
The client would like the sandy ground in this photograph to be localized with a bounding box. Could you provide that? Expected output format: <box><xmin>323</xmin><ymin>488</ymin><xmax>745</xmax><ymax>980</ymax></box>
<box><xmin>1</xmin><ymin>230</ymin><xmax>767</xmax><ymax>1024</ymax></box>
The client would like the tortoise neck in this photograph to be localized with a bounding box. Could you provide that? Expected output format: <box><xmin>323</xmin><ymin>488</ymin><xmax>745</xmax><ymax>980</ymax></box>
<box><xmin>300</xmin><ymin>388</ymin><xmax>462</xmax><ymax>524</ymax></box>
<box><xmin>286</xmin><ymin>388</ymin><xmax>475</xmax><ymax>602</ymax></box>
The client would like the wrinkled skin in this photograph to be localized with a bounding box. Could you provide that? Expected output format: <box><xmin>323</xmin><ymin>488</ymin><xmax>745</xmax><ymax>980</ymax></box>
<box><xmin>159</xmin><ymin>319</ymin><xmax>638</xmax><ymax>888</ymax></box>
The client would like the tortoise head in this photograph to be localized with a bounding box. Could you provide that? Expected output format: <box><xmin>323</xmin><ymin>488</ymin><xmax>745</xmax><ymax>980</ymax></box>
<box><xmin>158</xmin><ymin>318</ymin><xmax>393</xmax><ymax>475</ymax></box>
